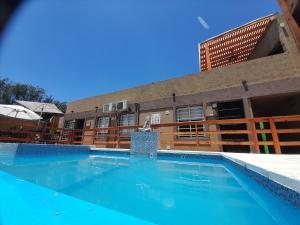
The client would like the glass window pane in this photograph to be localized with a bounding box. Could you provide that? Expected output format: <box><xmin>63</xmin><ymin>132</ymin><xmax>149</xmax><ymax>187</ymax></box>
<box><xmin>176</xmin><ymin>106</ymin><xmax>205</xmax><ymax>139</ymax></box>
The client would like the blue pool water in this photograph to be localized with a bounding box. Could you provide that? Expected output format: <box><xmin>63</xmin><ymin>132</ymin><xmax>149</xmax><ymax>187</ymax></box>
<box><xmin>0</xmin><ymin>152</ymin><xmax>300</xmax><ymax>225</ymax></box>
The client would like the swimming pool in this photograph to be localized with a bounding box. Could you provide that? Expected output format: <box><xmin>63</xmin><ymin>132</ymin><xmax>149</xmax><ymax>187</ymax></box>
<box><xmin>0</xmin><ymin>149</ymin><xmax>300</xmax><ymax>225</ymax></box>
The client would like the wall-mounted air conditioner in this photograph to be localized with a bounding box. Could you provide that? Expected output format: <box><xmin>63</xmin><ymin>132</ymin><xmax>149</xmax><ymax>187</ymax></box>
<box><xmin>103</xmin><ymin>103</ymin><xmax>115</xmax><ymax>113</ymax></box>
<box><xmin>116</xmin><ymin>100</ymin><xmax>129</xmax><ymax>111</ymax></box>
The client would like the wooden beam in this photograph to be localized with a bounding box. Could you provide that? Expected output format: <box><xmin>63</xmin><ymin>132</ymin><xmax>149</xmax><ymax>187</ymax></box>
<box><xmin>269</xmin><ymin>118</ymin><xmax>282</xmax><ymax>154</ymax></box>
<box><xmin>250</xmin><ymin>119</ymin><xmax>260</xmax><ymax>153</ymax></box>
<box><xmin>277</xmin><ymin>128</ymin><xmax>300</xmax><ymax>134</ymax></box>
<box><xmin>280</xmin><ymin>141</ymin><xmax>300</xmax><ymax>146</ymax></box>
<box><xmin>204</xmin><ymin>43</ymin><xmax>212</xmax><ymax>70</ymax></box>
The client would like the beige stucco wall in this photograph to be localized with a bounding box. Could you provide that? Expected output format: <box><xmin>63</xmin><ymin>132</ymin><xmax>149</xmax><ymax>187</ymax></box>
<box><xmin>139</xmin><ymin>109</ymin><xmax>174</xmax><ymax>150</ymax></box>
<box><xmin>61</xmin><ymin>15</ymin><xmax>300</xmax><ymax>152</ymax></box>
<box><xmin>58</xmin><ymin>117</ymin><xmax>64</xmax><ymax>129</ymax></box>
<box><xmin>82</xmin><ymin>118</ymin><xmax>95</xmax><ymax>144</ymax></box>
<box><xmin>66</xmin><ymin>53</ymin><xmax>300</xmax><ymax>114</ymax></box>
<box><xmin>65</xmin><ymin>15</ymin><xmax>300</xmax><ymax>115</ymax></box>
<box><xmin>138</xmin><ymin>109</ymin><xmax>223</xmax><ymax>152</ymax></box>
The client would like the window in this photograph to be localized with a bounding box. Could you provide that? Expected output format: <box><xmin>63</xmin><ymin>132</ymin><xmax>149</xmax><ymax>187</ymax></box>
<box><xmin>95</xmin><ymin>117</ymin><xmax>110</xmax><ymax>139</ymax></box>
<box><xmin>151</xmin><ymin>113</ymin><xmax>161</xmax><ymax>125</ymax></box>
<box><xmin>95</xmin><ymin>117</ymin><xmax>110</xmax><ymax>130</ymax></box>
<box><xmin>64</xmin><ymin>120</ymin><xmax>75</xmax><ymax>129</ymax></box>
<box><xmin>119</xmin><ymin>114</ymin><xmax>136</xmax><ymax>138</ymax></box>
<box><xmin>62</xmin><ymin>120</ymin><xmax>76</xmax><ymax>141</ymax></box>
<box><xmin>119</xmin><ymin>114</ymin><xmax>136</xmax><ymax>127</ymax></box>
<box><xmin>176</xmin><ymin>106</ymin><xmax>205</xmax><ymax>139</ymax></box>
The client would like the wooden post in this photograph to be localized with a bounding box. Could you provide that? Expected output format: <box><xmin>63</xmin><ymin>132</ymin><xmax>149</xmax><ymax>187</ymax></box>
<box><xmin>70</xmin><ymin>130</ymin><xmax>75</xmax><ymax>145</ymax></box>
<box><xmin>242</xmin><ymin>98</ymin><xmax>256</xmax><ymax>153</ymax></box>
<box><xmin>54</xmin><ymin>129</ymin><xmax>58</xmax><ymax>144</ymax></box>
<box><xmin>92</xmin><ymin>129</ymin><xmax>95</xmax><ymax>145</ymax></box>
<box><xmin>117</xmin><ymin>127</ymin><xmax>120</xmax><ymax>149</ymax></box>
<box><xmin>204</xmin><ymin>42</ymin><xmax>212</xmax><ymax>70</ymax></box>
<box><xmin>269</xmin><ymin>118</ymin><xmax>282</xmax><ymax>154</ymax></box>
<box><xmin>195</xmin><ymin>123</ymin><xmax>200</xmax><ymax>147</ymax></box>
<box><xmin>55</xmin><ymin>129</ymin><xmax>63</xmax><ymax>144</ymax></box>
<box><xmin>41</xmin><ymin>126</ymin><xmax>46</xmax><ymax>143</ymax></box>
<box><xmin>250</xmin><ymin>119</ymin><xmax>260</xmax><ymax>153</ymax></box>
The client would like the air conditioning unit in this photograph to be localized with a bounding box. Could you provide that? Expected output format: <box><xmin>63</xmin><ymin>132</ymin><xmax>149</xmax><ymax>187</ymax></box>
<box><xmin>116</xmin><ymin>100</ymin><xmax>129</xmax><ymax>111</ymax></box>
<box><xmin>103</xmin><ymin>103</ymin><xmax>115</xmax><ymax>113</ymax></box>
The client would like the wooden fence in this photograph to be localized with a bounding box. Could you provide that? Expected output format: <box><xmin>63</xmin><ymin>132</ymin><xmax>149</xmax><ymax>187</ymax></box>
<box><xmin>1</xmin><ymin>115</ymin><xmax>300</xmax><ymax>154</ymax></box>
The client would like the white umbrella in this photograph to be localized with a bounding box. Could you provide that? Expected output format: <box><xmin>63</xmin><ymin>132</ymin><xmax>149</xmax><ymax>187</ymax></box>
<box><xmin>0</xmin><ymin>104</ymin><xmax>42</xmax><ymax>120</ymax></box>
<box><xmin>15</xmin><ymin>100</ymin><xmax>63</xmax><ymax>114</ymax></box>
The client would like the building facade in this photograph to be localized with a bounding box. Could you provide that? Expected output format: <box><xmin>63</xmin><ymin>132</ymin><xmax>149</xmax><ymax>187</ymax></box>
<box><xmin>62</xmin><ymin>9</ymin><xmax>300</xmax><ymax>153</ymax></box>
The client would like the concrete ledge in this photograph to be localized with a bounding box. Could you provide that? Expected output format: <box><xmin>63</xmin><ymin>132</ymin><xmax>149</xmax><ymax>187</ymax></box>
<box><xmin>222</xmin><ymin>153</ymin><xmax>300</xmax><ymax>194</ymax></box>
<box><xmin>222</xmin><ymin>153</ymin><xmax>300</xmax><ymax>208</ymax></box>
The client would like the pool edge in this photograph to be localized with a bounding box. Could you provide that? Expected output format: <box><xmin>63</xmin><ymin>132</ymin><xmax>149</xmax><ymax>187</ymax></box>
<box><xmin>91</xmin><ymin>148</ymin><xmax>300</xmax><ymax>208</ymax></box>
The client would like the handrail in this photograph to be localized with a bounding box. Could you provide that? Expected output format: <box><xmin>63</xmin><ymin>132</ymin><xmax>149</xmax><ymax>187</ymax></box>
<box><xmin>1</xmin><ymin>114</ymin><xmax>300</xmax><ymax>153</ymax></box>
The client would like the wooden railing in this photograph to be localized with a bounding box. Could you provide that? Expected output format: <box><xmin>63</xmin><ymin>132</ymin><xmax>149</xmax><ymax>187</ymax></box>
<box><xmin>1</xmin><ymin>115</ymin><xmax>300</xmax><ymax>154</ymax></box>
<box><xmin>151</xmin><ymin>115</ymin><xmax>300</xmax><ymax>154</ymax></box>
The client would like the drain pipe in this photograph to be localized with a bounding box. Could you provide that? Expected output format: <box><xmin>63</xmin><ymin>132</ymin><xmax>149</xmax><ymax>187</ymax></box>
<box><xmin>135</xmin><ymin>103</ymin><xmax>140</xmax><ymax>126</ymax></box>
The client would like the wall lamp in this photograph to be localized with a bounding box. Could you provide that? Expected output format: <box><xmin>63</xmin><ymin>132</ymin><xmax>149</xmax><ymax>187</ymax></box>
<box><xmin>242</xmin><ymin>80</ymin><xmax>249</xmax><ymax>92</ymax></box>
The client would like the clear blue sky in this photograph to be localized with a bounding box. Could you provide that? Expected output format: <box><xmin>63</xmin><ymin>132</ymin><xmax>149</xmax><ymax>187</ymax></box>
<box><xmin>0</xmin><ymin>0</ymin><xmax>280</xmax><ymax>102</ymax></box>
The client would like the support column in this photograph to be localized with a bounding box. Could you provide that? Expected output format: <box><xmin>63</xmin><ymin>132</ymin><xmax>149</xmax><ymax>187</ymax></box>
<box><xmin>205</xmin><ymin>102</ymin><xmax>222</xmax><ymax>152</ymax></box>
<box><xmin>242</xmin><ymin>98</ymin><xmax>258</xmax><ymax>153</ymax></box>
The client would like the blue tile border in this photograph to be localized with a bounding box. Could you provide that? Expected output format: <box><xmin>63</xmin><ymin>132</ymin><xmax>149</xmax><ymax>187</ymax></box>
<box><xmin>223</xmin><ymin>157</ymin><xmax>300</xmax><ymax>208</ymax></box>
<box><xmin>157</xmin><ymin>152</ymin><xmax>222</xmax><ymax>160</ymax></box>
<box><xmin>16</xmin><ymin>144</ymin><xmax>90</xmax><ymax>155</ymax></box>
<box><xmin>90</xmin><ymin>150</ymin><xmax>130</xmax><ymax>156</ymax></box>
<box><xmin>90</xmin><ymin>150</ymin><xmax>223</xmax><ymax>160</ymax></box>
<box><xmin>0</xmin><ymin>143</ymin><xmax>90</xmax><ymax>158</ymax></box>
<box><xmin>95</xmin><ymin>150</ymin><xmax>300</xmax><ymax>208</ymax></box>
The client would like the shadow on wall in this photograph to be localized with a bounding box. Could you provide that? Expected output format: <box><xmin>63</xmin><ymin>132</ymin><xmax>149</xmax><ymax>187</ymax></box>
<box><xmin>252</xmin><ymin>93</ymin><xmax>300</xmax><ymax>154</ymax></box>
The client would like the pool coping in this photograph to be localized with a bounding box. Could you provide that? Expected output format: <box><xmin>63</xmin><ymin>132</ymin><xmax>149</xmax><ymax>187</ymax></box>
<box><xmin>91</xmin><ymin>148</ymin><xmax>300</xmax><ymax>208</ymax></box>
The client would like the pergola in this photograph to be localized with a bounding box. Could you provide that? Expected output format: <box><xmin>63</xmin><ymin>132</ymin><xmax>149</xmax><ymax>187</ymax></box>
<box><xmin>199</xmin><ymin>14</ymin><xmax>277</xmax><ymax>71</ymax></box>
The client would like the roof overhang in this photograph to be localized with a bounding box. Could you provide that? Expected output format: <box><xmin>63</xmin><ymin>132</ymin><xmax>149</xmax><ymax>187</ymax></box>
<box><xmin>199</xmin><ymin>14</ymin><xmax>277</xmax><ymax>71</ymax></box>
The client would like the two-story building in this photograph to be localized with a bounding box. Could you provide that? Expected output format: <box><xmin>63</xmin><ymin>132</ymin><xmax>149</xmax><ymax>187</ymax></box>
<box><xmin>62</xmin><ymin>2</ymin><xmax>300</xmax><ymax>153</ymax></box>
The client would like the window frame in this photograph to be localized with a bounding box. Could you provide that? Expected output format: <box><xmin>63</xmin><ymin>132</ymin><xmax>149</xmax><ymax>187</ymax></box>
<box><xmin>64</xmin><ymin>120</ymin><xmax>76</xmax><ymax>130</ymax></box>
<box><xmin>150</xmin><ymin>113</ymin><xmax>161</xmax><ymax>125</ymax></box>
<box><xmin>95</xmin><ymin>116</ymin><xmax>110</xmax><ymax>140</ymax></box>
<box><xmin>176</xmin><ymin>105</ymin><xmax>206</xmax><ymax>140</ymax></box>
<box><xmin>119</xmin><ymin>113</ymin><xmax>136</xmax><ymax>139</ymax></box>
